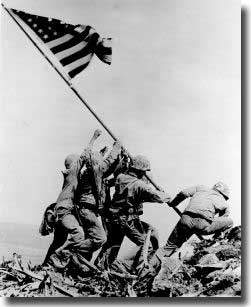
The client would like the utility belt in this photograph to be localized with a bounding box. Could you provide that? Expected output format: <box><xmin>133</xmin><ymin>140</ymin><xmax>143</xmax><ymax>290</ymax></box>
<box><xmin>108</xmin><ymin>199</ymin><xmax>143</xmax><ymax>220</ymax></box>
<box><xmin>77</xmin><ymin>202</ymin><xmax>100</xmax><ymax>215</ymax></box>
<box><xmin>183</xmin><ymin>211</ymin><xmax>213</xmax><ymax>224</ymax></box>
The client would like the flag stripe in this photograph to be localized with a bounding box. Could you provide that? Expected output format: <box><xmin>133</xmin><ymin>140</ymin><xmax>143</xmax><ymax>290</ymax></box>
<box><xmin>65</xmin><ymin>54</ymin><xmax>93</xmax><ymax>72</ymax></box>
<box><xmin>60</xmin><ymin>36</ymin><xmax>98</xmax><ymax>66</ymax></box>
<box><xmin>55</xmin><ymin>41</ymin><xmax>88</xmax><ymax>60</ymax></box>
<box><xmin>50</xmin><ymin>35</ymin><xmax>82</xmax><ymax>54</ymax></box>
<box><xmin>46</xmin><ymin>34</ymin><xmax>73</xmax><ymax>48</ymax></box>
<box><xmin>69</xmin><ymin>63</ymin><xmax>90</xmax><ymax>78</ymax></box>
<box><xmin>50</xmin><ymin>26</ymin><xmax>92</xmax><ymax>54</ymax></box>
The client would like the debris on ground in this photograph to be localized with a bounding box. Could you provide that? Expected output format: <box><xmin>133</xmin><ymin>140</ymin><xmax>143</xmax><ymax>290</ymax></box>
<box><xmin>152</xmin><ymin>226</ymin><xmax>241</xmax><ymax>297</ymax></box>
<box><xmin>0</xmin><ymin>226</ymin><xmax>241</xmax><ymax>297</ymax></box>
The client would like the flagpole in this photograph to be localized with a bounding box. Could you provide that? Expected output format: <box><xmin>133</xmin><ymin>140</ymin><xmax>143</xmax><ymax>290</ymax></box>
<box><xmin>2</xmin><ymin>4</ymin><xmax>188</xmax><ymax>223</ymax></box>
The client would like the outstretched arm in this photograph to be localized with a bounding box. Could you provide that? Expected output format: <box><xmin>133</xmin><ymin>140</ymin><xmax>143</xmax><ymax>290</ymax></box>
<box><xmin>169</xmin><ymin>185</ymin><xmax>206</xmax><ymax>207</ymax></box>
<box><xmin>139</xmin><ymin>181</ymin><xmax>171</xmax><ymax>204</ymax></box>
<box><xmin>101</xmin><ymin>140</ymin><xmax>122</xmax><ymax>177</ymax></box>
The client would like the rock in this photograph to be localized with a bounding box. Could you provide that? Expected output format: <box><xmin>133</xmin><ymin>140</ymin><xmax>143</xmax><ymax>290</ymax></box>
<box><xmin>215</xmin><ymin>245</ymin><xmax>240</xmax><ymax>261</ymax></box>
<box><xmin>227</xmin><ymin>226</ymin><xmax>241</xmax><ymax>242</ymax></box>
<box><xmin>151</xmin><ymin>257</ymin><xmax>182</xmax><ymax>296</ymax></box>
<box><xmin>198</xmin><ymin>254</ymin><xmax>220</xmax><ymax>266</ymax></box>
<box><xmin>178</xmin><ymin>242</ymin><xmax>195</xmax><ymax>262</ymax></box>
<box><xmin>227</xmin><ymin>226</ymin><xmax>241</xmax><ymax>249</ymax></box>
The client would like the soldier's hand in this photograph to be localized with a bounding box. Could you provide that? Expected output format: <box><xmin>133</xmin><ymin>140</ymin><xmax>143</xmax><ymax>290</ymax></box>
<box><xmin>121</xmin><ymin>146</ymin><xmax>129</xmax><ymax>157</ymax></box>
<box><xmin>162</xmin><ymin>193</ymin><xmax>171</xmax><ymax>204</ymax></box>
<box><xmin>156</xmin><ymin>185</ymin><xmax>165</xmax><ymax>192</ymax></box>
<box><xmin>113</xmin><ymin>140</ymin><xmax>122</xmax><ymax>150</ymax></box>
<box><xmin>93</xmin><ymin>129</ymin><xmax>102</xmax><ymax>139</ymax></box>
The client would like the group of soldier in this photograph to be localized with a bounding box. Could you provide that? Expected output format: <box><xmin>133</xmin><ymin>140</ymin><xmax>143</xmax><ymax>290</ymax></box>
<box><xmin>39</xmin><ymin>129</ymin><xmax>233</xmax><ymax>277</ymax></box>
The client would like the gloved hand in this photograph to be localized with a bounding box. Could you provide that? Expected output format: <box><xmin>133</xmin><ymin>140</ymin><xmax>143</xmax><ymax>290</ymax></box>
<box><xmin>113</xmin><ymin>140</ymin><xmax>122</xmax><ymax>150</ymax></box>
<box><xmin>93</xmin><ymin>129</ymin><xmax>102</xmax><ymax>139</ymax></box>
<box><xmin>160</xmin><ymin>192</ymin><xmax>171</xmax><ymax>204</ymax></box>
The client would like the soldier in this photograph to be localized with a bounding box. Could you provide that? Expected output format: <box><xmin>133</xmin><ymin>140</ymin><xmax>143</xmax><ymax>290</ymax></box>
<box><xmin>45</xmin><ymin>130</ymin><xmax>102</xmax><ymax>269</ymax></box>
<box><xmin>106</xmin><ymin>155</ymin><xmax>171</xmax><ymax>271</ymax></box>
<box><xmin>162</xmin><ymin>182</ymin><xmax>233</xmax><ymax>257</ymax></box>
<box><xmin>70</xmin><ymin>140</ymin><xmax>122</xmax><ymax>268</ymax></box>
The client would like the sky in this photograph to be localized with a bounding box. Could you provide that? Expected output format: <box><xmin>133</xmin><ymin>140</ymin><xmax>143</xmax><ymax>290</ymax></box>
<box><xmin>0</xmin><ymin>0</ymin><xmax>240</xmax><ymax>244</ymax></box>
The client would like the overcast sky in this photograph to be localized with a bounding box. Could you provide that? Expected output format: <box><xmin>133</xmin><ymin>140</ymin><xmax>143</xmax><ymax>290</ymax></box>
<box><xmin>0</xmin><ymin>0</ymin><xmax>240</xmax><ymax>243</ymax></box>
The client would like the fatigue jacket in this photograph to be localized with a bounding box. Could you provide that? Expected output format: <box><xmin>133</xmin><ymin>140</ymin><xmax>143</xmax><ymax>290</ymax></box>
<box><xmin>111</xmin><ymin>172</ymin><xmax>169</xmax><ymax>216</ymax></box>
<box><xmin>76</xmin><ymin>143</ymin><xmax>121</xmax><ymax>212</ymax></box>
<box><xmin>55</xmin><ymin>151</ymin><xmax>87</xmax><ymax>212</ymax></box>
<box><xmin>172</xmin><ymin>185</ymin><xmax>230</xmax><ymax>221</ymax></box>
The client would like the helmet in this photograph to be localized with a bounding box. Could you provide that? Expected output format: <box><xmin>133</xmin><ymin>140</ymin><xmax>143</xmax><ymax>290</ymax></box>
<box><xmin>131</xmin><ymin>155</ymin><xmax>151</xmax><ymax>171</ymax></box>
<box><xmin>213</xmin><ymin>181</ymin><xmax>230</xmax><ymax>200</ymax></box>
<box><xmin>64</xmin><ymin>154</ymin><xmax>80</xmax><ymax>169</ymax></box>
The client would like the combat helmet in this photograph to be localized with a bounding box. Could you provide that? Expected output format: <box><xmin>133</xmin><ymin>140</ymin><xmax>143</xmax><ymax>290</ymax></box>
<box><xmin>64</xmin><ymin>154</ymin><xmax>80</xmax><ymax>169</ymax></box>
<box><xmin>131</xmin><ymin>155</ymin><xmax>151</xmax><ymax>172</ymax></box>
<box><xmin>213</xmin><ymin>181</ymin><xmax>230</xmax><ymax>200</ymax></box>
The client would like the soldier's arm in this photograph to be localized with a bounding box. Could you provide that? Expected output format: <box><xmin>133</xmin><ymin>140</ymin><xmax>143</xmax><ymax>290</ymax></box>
<box><xmin>218</xmin><ymin>206</ymin><xmax>230</xmax><ymax>217</ymax></box>
<box><xmin>73</xmin><ymin>129</ymin><xmax>103</xmax><ymax>176</ymax></box>
<box><xmin>138</xmin><ymin>181</ymin><xmax>171</xmax><ymax>203</ymax></box>
<box><xmin>101</xmin><ymin>141</ymin><xmax>122</xmax><ymax>177</ymax></box>
<box><xmin>215</xmin><ymin>198</ymin><xmax>230</xmax><ymax>217</ymax></box>
<box><xmin>169</xmin><ymin>185</ymin><xmax>206</xmax><ymax>207</ymax></box>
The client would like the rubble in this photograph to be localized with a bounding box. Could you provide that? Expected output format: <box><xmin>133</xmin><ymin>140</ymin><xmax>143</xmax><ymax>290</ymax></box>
<box><xmin>0</xmin><ymin>226</ymin><xmax>241</xmax><ymax>297</ymax></box>
<box><xmin>152</xmin><ymin>226</ymin><xmax>241</xmax><ymax>297</ymax></box>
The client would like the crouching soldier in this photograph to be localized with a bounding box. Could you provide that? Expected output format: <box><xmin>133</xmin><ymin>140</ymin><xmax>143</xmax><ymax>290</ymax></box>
<box><xmin>162</xmin><ymin>182</ymin><xmax>234</xmax><ymax>257</ymax></box>
<box><xmin>108</xmin><ymin>155</ymin><xmax>171</xmax><ymax>273</ymax></box>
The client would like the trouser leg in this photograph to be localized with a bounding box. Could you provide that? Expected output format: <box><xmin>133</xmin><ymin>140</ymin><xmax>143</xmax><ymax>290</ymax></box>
<box><xmin>141</xmin><ymin>220</ymin><xmax>159</xmax><ymax>251</ymax></box>
<box><xmin>49</xmin><ymin>213</ymin><xmax>85</xmax><ymax>268</ymax></box>
<box><xmin>95</xmin><ymin>220</ymin><xmax>124</xmax><ymax>266</ymax></box>
<box><xmin>42</xmin><ymin>224</ymin><xmax>68</xmax><ymax>265</ymax></box>
<box><xmin>120</xmin><ymin>216</ymin><xmax>146</xmax><ymax>246</ymax></box>
<box><xmin>110</xmin><ymin>217</ymin><xmax>147</xmax><ymax>274</ymax></box>
<box><xmin>163</xmin><ymin>214</ymin><xmax>195</xmax><ymax>257</ymax></box>
<box><xmin>133</xmin><ymin>220</ymin><xmax>159</xmax><ymax>273</ymax></box>
<box><xmin>76</xmin><ymin>208</ymin><xmax>107</xmax><ymax>263</ymax></box>
<box><xmin>203</xmin><ymin>216</ymin><xmax>233</xmax><ymax>235</ymax></box>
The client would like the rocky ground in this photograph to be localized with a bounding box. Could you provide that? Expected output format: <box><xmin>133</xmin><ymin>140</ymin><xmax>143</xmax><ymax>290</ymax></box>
<box><xmin>0</xmin><ymin>226</ymin><xmax>241</xmax><ymax>297</ymax></box>
<box><xmin>152</xmin><ymin>225</ymin><xmax>241</xmax><ymax>297</ymax></box>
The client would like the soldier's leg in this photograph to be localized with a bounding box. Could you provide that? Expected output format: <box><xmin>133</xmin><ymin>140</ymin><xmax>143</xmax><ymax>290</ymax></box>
<box><xmin>42</xmin><ymin>224</ymin><xmax>68</xmax><ymax>265</ymax></box>
<box><xmin>202</xmin><ymin>216</ymin><xmax>233</xmax><ymax>235</ymax></box>
<box><xmin>141</xmin><ymin>220</ymin><xmax>159</xmax><ymax>251</ymax></box>
<box><xmin>162</xmin><ymin>214</ymin><xmax>195</xmax><ymax>257</ymax></box>
<box><xmin>120</xmin><ymin>216</ymin><xmax>146</xmax><ymax>246</ymax></box>
<box><xmin>95</xmin><ymin>220</ymin><xmax>124</xmax><ymax>266</ymax></box>
<box><xmin>49</xmin><ymin>214</ymin><xmax>85</xmax><ymax>268</ymax></box>
<box><xmin>76</xmin><ymin>208</ymin><xmax>107</xmax><ymax>262</ymax></box>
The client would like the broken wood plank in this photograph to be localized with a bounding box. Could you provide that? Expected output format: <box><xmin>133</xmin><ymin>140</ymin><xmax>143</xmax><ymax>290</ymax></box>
<box><xmin>12</xmin><ymin>266</ymin><xmax>77</xmax><ymax>297</ymax></box>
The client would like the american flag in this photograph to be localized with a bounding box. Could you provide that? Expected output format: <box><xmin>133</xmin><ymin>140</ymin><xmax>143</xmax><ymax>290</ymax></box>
<box><xmin>11</xmin><ymin>9</ymin><xmax>112</xmax><ymax>79</ymax></box>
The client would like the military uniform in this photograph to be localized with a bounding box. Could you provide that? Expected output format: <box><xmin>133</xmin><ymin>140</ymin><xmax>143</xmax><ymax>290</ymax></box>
<box><xmin>46</xmin><ymin>152</ymin><xmax>88</xmax><ymax>268</ymax></box>
<box><xmin>163</xmin><ymin>183</ymin><xmax>233</xmax><ymax>257</ymax></box>
<box><xmin>72</xmin><ymin>141</ymin><xmax>122</xmax><ymax>264</ymax></box>
<box><xmin>100</xmin><ymin>170</ymin><xmax>170</xmax><ymax>270</ymax></box>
